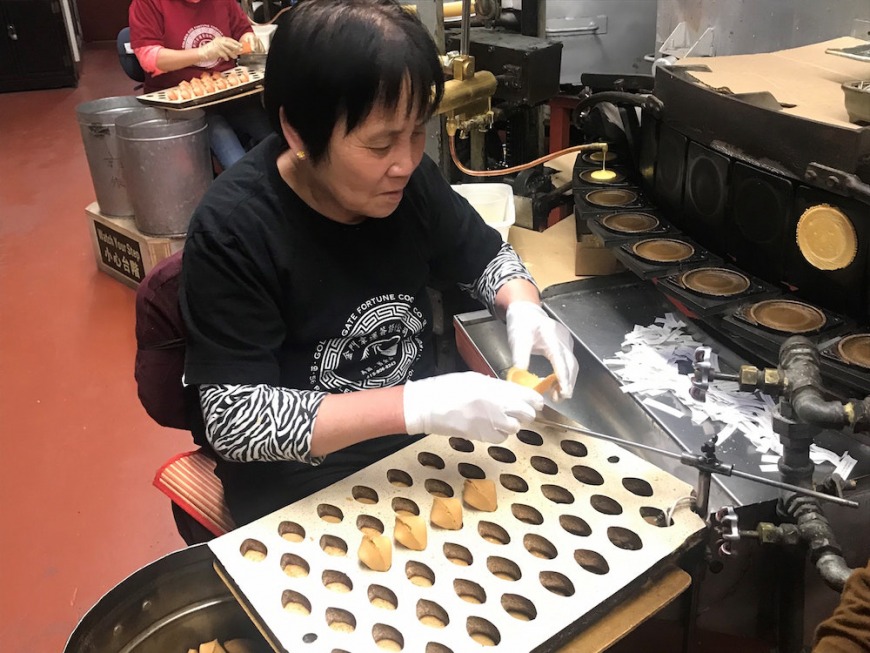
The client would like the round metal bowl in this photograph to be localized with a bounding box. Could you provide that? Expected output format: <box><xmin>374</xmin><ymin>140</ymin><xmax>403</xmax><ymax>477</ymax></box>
<box><xmin>64</xmin><ymin>545</ymin><xmax>269</xmax><ymax>653</ymax></box>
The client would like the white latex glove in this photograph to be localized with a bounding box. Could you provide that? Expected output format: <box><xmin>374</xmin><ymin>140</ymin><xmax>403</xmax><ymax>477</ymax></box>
<box><xmin>240</xmin><ymin>32</ymin><xmax>265</xmax><ymax>54</ymax></box>
<box><xmin>197</xmin><ymin>36</ymin><xmax>242</xmax><ymax>64</ymax></box>
<box><xmin>404</xmin><ymin>372</ymin><xmax>544</xmax><ymax>443</ymax></box>
<box><xmin>506</xmin><ymin>301</ymin><xmax>579</xmax><ymax>400</ymax></box>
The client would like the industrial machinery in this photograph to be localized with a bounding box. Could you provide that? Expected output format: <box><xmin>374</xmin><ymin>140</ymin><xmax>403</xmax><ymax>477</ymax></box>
<box><xmin>444</xmin><ymin>3</ymin><xmax>870</xmax><ymax>650</ymax></box>
<box><xmin>546</xmin><ymin>10</ymin><xmax>870</xmax><ymax>651</ymax></box>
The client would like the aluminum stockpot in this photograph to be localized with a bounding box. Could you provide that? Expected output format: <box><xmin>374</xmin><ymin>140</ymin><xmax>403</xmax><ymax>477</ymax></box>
<box><xmin>64</xmin><ymin>544</ymin><xmax>269</xmax><ymax>653</ymax></box>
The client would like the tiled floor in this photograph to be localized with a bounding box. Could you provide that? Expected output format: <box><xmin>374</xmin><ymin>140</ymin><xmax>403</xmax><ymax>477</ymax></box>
<box><xmin>0</xmin><ymin>44</ymin><xmax>192</xmax><ymax>653</ymax></box>
<box><xmin>0</xmin><ymin>43</ymin><xmax>773</xmax><ymax>653</ymax></box>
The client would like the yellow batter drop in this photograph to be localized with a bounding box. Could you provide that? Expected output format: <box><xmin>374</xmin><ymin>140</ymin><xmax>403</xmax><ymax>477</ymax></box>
<box><xmin>242</xmin><ymin>550</ymin><xmax>266</xmax><ymax>562</ymax></box>
<box><xmin>321</xmin><ymin>514</ymin><xmax>341</xmax><ymax>523</ymax></box>
<box><xmin>590</xmin><ymin>168</ymin><xmax>617</xmax><ymax>181</ymax></box>
<box><xmin>459</xmin><ymin>594</ymin><xmax>482</xmax><ymax>604</ymax></box>
<box><xmin>326</xmin><ymin>582</ymin><xmax>351</xmax><ymax>593</ymax></box>
<box><xmin>371</xmin><ymin>597</ymin><xmax>397</xmax><ymax>610</ymax></box>
<box><xmin>376</xmin><ymin>639</ymin><xmax>402</xmax><ymax>652</ymax></box>
<box><xmin>360</xmin><ymin>526</ymin><xmax>381</xmax><ymax>537</ymax></box>
<box><xmin>447</xmin><ymin>556</ymin><xmax>470</xmax><ymax>566</ymax></box>
<box><xmin>281</xmin><ymin>532</ymin><xmax>304</xmax><ymax>543</ymax></box>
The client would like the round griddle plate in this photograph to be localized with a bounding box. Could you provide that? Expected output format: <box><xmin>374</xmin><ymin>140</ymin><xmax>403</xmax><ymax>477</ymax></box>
<box><xmin>583</xmin><ymin>151</ymin><xmax>617</xmax><ymax>164</ymax></box>
<box><xmin>795</xmin><ymin>204</ymin><xmax>858</xmax><ymax>271</ymax></box>
<box><xmin>601</xmin><ymin>212</ymin><xmax>659</xmax><ymax>234</ymax></box>
<box><xmin>836</xmin><ymin>334</ymin><xmax>870</xmax><ymax>369</ymax></box>
<box><xmin>747</xmin><ymin>299</ymin><xmax>827</xmax><ymax>334</ymax></box>
<box><xmin>585</xmin><ymin>188</ymin><xmax>638</xmax><ymax>208</ymax></box>
<box><xmin>631</xmin><ymin>238</ymin><xmax>695</xmax><ymax>263</ymax></box>
<box><xmin>579</xmin><ymin>169</ymin><xmax>626</xmax><ymax>185</ymax></box>
<box><xmin>680</xmin><ymin>268</ymin><xmax>751</xmax><ymax>297</ymax></box>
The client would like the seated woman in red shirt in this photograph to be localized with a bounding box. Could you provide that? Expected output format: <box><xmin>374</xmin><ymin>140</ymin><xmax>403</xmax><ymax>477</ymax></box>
<box><xmin>129</xmin><ymin>0</ymin><xmax>272</xmax><ymax>170</ymax></box>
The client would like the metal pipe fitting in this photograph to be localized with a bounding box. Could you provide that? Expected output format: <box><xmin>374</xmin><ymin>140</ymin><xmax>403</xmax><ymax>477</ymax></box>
<box><xmin>437</xmin><ymin>71</ymin><xmax>498</xmax><ymax>115</ymax></box>
<box><xmin>780</xmin><ymin>336</ymin><xmax>854</xmax><ymax>430</ymax></box>
<box><xmin>785</xmin><ymin>494</ymin><xmax>852</xmax><ymax>591</ymax></box>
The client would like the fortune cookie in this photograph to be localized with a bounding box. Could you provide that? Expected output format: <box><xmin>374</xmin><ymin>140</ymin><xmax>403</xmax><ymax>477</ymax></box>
<box><xmin>430</xmin><ymin>496</ymin><xmax>463</xmax><ymax>530</ymax></box>
<box><xmin>395</xmin><ymin>513</ymin><xmax>427</xmax><ymax>550</ymax></box>
<box><xmin>199</xmin><ymin>641</ymin><xmax>227</xmax><ymax>653</ymax></box>
<box><xmin>506</xmin><ymin>366</ymin><xmax>558</xmax><ymax>395</ymax></box>
<box><xmin>463</xmin><ymin>479</ymin><xmax>498</xmax><ymax>512</ymax></box>
<box><xmin>359</xmin><ymin>534</ymin><xmax>392</xmax><ymax>571</ymax></box>
<box><xmin>224</xmin><ymin>640</ymin><xmax>260</xmax><ymax>653</ymax></box>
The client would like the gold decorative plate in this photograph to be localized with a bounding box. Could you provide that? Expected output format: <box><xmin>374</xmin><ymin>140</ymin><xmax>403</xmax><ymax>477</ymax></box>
<box><xmin>680</xmin><ymin>268</ymin><xmax>751</xmax><ymax>297</ymax></box>
<box><xmin>631</xmin><ymin>239</ymin><xmax>695</xmax><ymax>263</ymax></box>
<box><xmin>601</xmin><ymin>212</ymin><xmax>660</xmax><ymax>233</ymax></box>
<box><xmin>585</xmin><ymin>188</ymin><xmax>638</xmax><ymax>208</ymax></box>
<box><xmin>747</xmin><ymin>299</ymin><xmax>826</xmax><ymax>334</ymax></box>
<box><xmin>836</xmin><ymin>334</ymin><xmax>870</xmax><ymax>369</ymax></box>
<box><xmin>795</xmin><ymin>204</ymin><xmax>858</xmax><ymax>271</ymax></box>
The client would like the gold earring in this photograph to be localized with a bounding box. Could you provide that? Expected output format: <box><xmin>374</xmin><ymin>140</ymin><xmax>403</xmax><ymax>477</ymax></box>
<box><xmin>296</xmin><ymin>150</ymin><xmax>307</xmax><ymax>160</ymax></box>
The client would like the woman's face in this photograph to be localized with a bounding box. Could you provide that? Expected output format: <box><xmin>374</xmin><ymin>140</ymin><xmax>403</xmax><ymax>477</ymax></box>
<box><xmin>309</xmin><ymin>92</ymin><xmax>428</xmax><ymax>223</ymax></box>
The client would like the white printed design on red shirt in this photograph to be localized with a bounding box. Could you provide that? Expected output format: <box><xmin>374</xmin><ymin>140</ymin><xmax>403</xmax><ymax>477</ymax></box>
<box><xmin>310</xmin><ymin>295</ymin><xmax>425</xmax><ymax>392</ymax></box>
<box><xmin>182</xmin><ymin>24</ymin><xmax>224</xmax><ymax>68</ymax></box>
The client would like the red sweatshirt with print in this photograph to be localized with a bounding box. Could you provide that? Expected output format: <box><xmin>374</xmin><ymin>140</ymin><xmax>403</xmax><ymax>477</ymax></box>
<box><xmin>129</xmin><ymin>0</ymin><xmax>252</xmax><ymax>93</ymax></box>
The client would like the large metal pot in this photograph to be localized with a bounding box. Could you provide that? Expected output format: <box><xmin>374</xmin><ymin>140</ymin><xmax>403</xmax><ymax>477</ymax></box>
<box><xmin>115</xmin><ymin>108</ymin><xmax>212</xmax><ymax>237</ymax></box>
<box><xmin>75</xmin><ymin>96</ymin><xmax>144</xmax><ymax>217</ymax></box>
<box><xmin>64</xmin><ymin>545</ymin><xmax>269</xmax><ymax>653</ymax></box>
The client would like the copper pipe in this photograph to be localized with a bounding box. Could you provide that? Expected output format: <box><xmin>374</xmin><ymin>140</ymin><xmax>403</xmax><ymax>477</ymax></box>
<box><xmin>449</xmin><ymin>136</ymin><xmax>608</xmax><ymax>178</ymax></box>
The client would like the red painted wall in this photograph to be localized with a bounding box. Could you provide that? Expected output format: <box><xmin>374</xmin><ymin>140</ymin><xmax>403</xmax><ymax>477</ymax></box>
<box><xmin>77</xmin><ymin>0</ymin><xmax>132</xmax><ymax>42</ymax></box>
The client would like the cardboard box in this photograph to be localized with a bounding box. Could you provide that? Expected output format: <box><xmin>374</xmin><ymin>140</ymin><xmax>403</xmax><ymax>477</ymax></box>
<box><xmin>575</xmin><ymin>234</ymin><xmax>625</xmax><ymax>276</ymax></box>
<box><xmin>679</xmin><ymin>37</ymin><xmax>869</xmax><ymax>130</ymax></box>
<box><xmin>86</xmin><ymin>202</ymin><xmax>184</xmax><ymax>289</ymax></box>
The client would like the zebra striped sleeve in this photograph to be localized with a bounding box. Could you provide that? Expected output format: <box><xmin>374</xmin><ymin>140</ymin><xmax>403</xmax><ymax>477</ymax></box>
<box><xmin>458</xmin><ymin>242</ymin><xmax>537</xmax><ymax>313</ymax></box>
<box><xmin>198</xmin><ymin>384</ymin><xmax>327</xmax><ymax>465</ymax></box>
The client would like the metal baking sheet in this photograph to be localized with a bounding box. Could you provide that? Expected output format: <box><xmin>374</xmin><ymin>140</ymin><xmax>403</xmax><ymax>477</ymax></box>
<box><xmin>136</xmin><ymin>66</ymin><xmax>264</xmax><ymax>110</ymax></box>
<box><xmin>209</xmin><ymin>421</ymin><xmax>706</xmax><ymax>653</ymax></box>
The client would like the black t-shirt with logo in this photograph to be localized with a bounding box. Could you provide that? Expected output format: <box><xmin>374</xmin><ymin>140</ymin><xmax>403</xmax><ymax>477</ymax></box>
<box><xmin>181</xmin><ymin>134</ymin><xmax>503</xmax><ymax>523</ymax></box>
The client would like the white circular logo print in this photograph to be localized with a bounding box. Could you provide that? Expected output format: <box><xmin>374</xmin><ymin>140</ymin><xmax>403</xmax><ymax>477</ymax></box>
<box><xmin>183</xmin><ymin>24</ymin><xmax>224</xmax><ymax>68</ymax></box>
<box><xmin>310</xmin><ymin>295</ymin><xmax>425</xmax><ymax>392</ymax></box>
